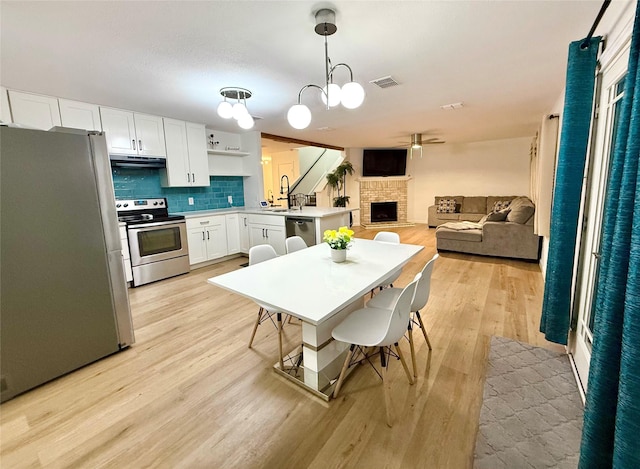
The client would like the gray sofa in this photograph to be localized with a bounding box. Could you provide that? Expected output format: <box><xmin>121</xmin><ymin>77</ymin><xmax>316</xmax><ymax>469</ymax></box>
<box><xmin>428</xmin><ymin>195</ymin><xmax>519</xmax><ymax>227</ymax></box>
<box><xmin>434</xmin><ymin>196</ymin><xmax>541</xmax><ymax>261</ymax></box>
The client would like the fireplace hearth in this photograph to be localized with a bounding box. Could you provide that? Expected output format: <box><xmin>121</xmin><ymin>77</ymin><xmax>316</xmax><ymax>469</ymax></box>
<box><xmin>371</xmin><ymin>202</ymin><xmax>398</xmax><ymax>223</ymax></box>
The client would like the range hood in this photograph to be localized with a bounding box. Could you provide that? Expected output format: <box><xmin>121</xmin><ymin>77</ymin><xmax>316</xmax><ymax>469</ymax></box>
<box><xmin>110</xmin><ymin>154</ymin><xmax>166</xmax><ymax>168</ymax></box>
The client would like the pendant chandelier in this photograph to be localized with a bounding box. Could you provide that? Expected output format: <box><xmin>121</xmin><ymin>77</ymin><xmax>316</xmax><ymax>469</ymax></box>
<box><xmin>216</xmin><ymin>87</ymin><xmax>254</xmax><ymax>129</ymax></box>
<box><xmin>287</xmin><ymin>9</ymin><xmax>365</xmax><ymax>130</ymax></box>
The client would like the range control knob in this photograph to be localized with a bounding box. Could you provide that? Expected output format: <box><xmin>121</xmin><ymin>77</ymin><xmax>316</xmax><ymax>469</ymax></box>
<box><xmin>123</xmin><ymin>203</ymin><xmax>129</xmax><ymax>208</ymax></box>
<box><xmin>159</xmin><ymin>201</ymin><xmax>164</xmax><ymax>206</ymax></box>
<box><xmin>116</xmin><ymin>203</ymin><xmax>121</xmax><ymax>208</ymax></box>
<box><xmin>153</xmin><ymin>201</ymin><xmax>158</xmax><ymax>206</ymax></box>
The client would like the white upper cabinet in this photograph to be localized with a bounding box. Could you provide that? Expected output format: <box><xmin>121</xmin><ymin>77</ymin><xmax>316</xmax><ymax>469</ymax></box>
<box><xmin>100</xmin><ymin>107</ymin><xmax>137</xmax><ymax>155</ymax></box>
<box><xmin>58</xmin><ymin>99</ymin><xmax>102</xmax><ymax>131</ymax></box>
<box><xmin>8</xmin><ymin>90</ymin><xmax>61</xmax><ymax>130</ymax></box>
<box><xmin>1</xmin><ymin>87</ymin><xmax>11</xmax><ymax>123</ymax></box>
<box><xmin>100</xmin><ymin>107</ymin><xmax>166</xmax><ymax>157</ymax></box>
<box><xmin>161</xmin><ymin>119</ymin><xmax>209</xmax><ymax>187</ymax></box>
<box><xmin>185</xmin><ymin>122</ymin><xmax>209</xmax><ymax>186</ymax></box>
<box><xmin>134</xmin><ymin>113</ymin><xmax>166</xmax><ymax>157</ymax></box>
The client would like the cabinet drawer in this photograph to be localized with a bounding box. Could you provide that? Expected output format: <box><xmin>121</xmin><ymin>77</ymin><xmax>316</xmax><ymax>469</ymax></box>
<box><xmin>248</xmin><ymin>214</ymin><xmax>285</xmax><ymax>227</ymax></box>
<box><xmin>186</xmin><ymin>215</ymin><xmax>225</xmax><ymax>230</ymax></box>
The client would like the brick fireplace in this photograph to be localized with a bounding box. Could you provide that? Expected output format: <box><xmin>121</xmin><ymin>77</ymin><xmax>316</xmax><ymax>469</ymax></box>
<box><xmin>359</xmin><ymin>177</ymin><xmax>414</xmax><ymax>228</ymax></box>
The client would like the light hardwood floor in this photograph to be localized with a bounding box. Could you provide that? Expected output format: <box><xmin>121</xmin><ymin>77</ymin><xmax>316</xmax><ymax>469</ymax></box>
<box><xmin>0</xmin><ymin>225</ymin><xmax>562</xmax><ymax>468</ymax></box>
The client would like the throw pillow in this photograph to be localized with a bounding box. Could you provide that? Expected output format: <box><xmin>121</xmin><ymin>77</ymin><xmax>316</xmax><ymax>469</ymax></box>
<box><xmin>485</xmin><ymin>209</ymin><xmax>510</xmax><ymax>222</ymax></box>
<box><xmin>492</xmin><ymin>200</ymin><xmax>511</xmax><ymax>212</ymax></box>
<box><xmin>506</xmin><ymin>197</ymin><xmax>535</xmax><ymax>224</ymax></box>
<box><xmin>437</xmin><ymin>198</ymin><xmax>456</xmax><ymax>214</ymax></box>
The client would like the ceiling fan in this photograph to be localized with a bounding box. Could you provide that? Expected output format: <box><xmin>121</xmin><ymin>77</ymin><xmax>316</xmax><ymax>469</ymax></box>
<box><xmin>396</xmin><ymin>133</ymin><xmax>445</xmax><ymax>158</ymax></box>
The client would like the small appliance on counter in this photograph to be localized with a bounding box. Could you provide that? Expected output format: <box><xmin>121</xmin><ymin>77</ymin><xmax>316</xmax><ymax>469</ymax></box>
<box><xmin>116</xmin><ymin>198</ymin><xmax>189</xmax><ymax>287</ymax></box>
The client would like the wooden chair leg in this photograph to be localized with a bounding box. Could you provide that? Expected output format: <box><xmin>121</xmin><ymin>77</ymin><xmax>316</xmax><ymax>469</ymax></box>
<box><xmin>277</xmin><ymin>312</ymin><xmax>284</xmax><ymax>370</ymax></box>
<box><xmin>380</xmin><ymin>347</ymin><xmax>393</xmax><ymax>427</ymax></box>
<box><xmin>407</xmin><ymin>322</ymin><xmax>417</xmax><ymax>378</ymax></box>
<box><xmin>415</xmin><ymin>311</ymin><xmax>432</xmax><ymax>350</ymax></box>
<box><xmin>333</xmin><ymin>344</ymin><xmax>355</xmax><ymax>398</ymax></box>
<box><xmin>248</xmin><ymin>307</ymin><xmax>263</xmax><ymax>348</ymax></box>
<box><xmin>395</xmin><ymin>342</ymin><xmax>414</xmax><ymax>385</ymax></box>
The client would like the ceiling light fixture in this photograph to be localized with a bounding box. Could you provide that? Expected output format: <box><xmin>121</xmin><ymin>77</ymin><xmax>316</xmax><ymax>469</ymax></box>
<box><xmin>287</xmin><ymin>9</ymin><xmax>365</xmax><ymax>130</ymax></box>
<box><xmin>217</xmin><ymin>87</ymin><xmax>254</xmax><ymax>129</ymax></box>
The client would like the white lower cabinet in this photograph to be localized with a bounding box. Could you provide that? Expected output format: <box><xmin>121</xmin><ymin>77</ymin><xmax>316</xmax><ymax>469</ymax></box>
<box><xmin>248</xmin><ymin>214</ymin><xmax>286</xmax><ymax>255</ymax></box>
<box><xmin>225</xmin><ymin>214</ymin><xmax>240</xmax><ymax>255</ymax></box>
<box><xmin>187</xmin><ymin>215</ymin><xmax>228</xmax><ymax>265</ymax></box>
<box><xmin>239</xmin><ymin>214</ymin><xmax>250</xmax><ymax>254</ymax></box>
<box><xmin>119</xmin><ymin>225</ymin><xmax>133</xmax><ymax>283</ymax></box>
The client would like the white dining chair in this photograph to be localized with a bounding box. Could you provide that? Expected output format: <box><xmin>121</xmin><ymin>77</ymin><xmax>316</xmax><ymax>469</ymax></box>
<box><xmin>366</xmin><ymin>253</ymin><xmax>439</xmax><ymax>378</ymax></box>
<box><xmin>371</xmin><ymin>231</ymin><xmax>402</xmax><ymax>295</ymax></box>
<box><xmin>247</xmin><ymin>244</ymin><xmax>287</xmax><ymax>369</ymax></box>
<box><xmin>332</xmin><ymin>274</ymin><xmax>420</xmax><ymax>427</ymax></box>
<box><xmin>285</xmin><ymin>235</ymin><xmax>308</xmax><ymax>254</ymax></box>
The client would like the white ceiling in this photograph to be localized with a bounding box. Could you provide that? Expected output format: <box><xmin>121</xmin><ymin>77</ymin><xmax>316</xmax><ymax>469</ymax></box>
<box><xmin>1</xmin><ymin>1</ymin><xmax>631</xmax><ymax>149</ymax></box>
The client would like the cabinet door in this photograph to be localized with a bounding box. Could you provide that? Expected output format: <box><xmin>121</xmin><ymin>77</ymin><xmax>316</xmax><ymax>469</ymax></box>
<box><xmin>226</xmin><ymin>214</ymin><xmax>240</xmax><ymax>255</ymax></box>
<box><xmin>185</xmin><ymin>122</ymin><xmax>209</xmax><ymax>187</ymax></box>
<box><xmin>239</xmin><ymin>215</ymin><xmax>250</xmax><ymax>253</ymax></box>
<box><xmin>134</xmin><ymin>113</ymin><xmax>166</xmax><ymax>157</ymax></box>
<box><xmin>100</xmin><ymin>107</ymin><xmax>137</xmax><ymax>155</ymax></box>
<box><xmin>59</xmin><ymin>99</ymin><xmax>102</xmax><ymax>131</ymax></box>
<box><xmin>249</xmin><ymin>225</ymin><xmax>268</xmax><ymax>249</ymax></box>
<box><xmin>8</xmin><ymin>90</ymin><xmax>61</xmax><ymax>130</ymax></box>
<box><xmin>265</xmin><ymin>225</ymin><xmax>286</xmax><ymax>256</ymax></box>
<box><xmin>162</xmin><ymin>118</ymin><xmax>190</xmax><ymax>187</ymax></box>
<box><xmin>205</xmin><ymin>217</ymin><xmax>228</xmax><ymax>260</ymax></box>
<box><xmin>187</xmin><ymin>227</ymin><xmax>207</xmax><ymax>265</ymax></box>
<box><xmin>1</xmin><ymin>87</ymin><xmax>11</xmax><ymax>123</ymax></box>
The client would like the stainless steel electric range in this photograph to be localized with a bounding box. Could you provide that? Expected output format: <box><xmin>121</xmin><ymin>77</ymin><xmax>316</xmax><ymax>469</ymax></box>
<box><xmin>116</xmin><ymin>198</ymin><xmax>189</xmax><ymax>287</ymax></box>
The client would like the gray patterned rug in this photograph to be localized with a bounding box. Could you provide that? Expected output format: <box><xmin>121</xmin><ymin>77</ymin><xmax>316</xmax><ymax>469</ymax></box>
<box><xmin>474</xmin><ymin>336</ymin><xmax>584</xmax><ymax>469</ymax></box>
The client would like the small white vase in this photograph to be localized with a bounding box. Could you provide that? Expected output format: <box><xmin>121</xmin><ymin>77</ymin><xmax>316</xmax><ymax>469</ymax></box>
<box><xmin>331</xmin><ymin>248</ymin><xmax>347</xmax><ymax>263</ymax></box>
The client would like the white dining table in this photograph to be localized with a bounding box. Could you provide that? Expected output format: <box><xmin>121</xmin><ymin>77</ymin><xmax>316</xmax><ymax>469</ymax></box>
<box><xmin>207</xmin><ymin>238</ymin><xmax>423</xmax><ymax>400</ymax></box>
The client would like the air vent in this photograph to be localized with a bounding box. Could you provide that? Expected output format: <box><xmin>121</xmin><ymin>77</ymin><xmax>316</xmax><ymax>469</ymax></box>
<box><xmin>369</xmin><ymin>76</ymin><xmax>400</xmax><ymax>89</ymax></box>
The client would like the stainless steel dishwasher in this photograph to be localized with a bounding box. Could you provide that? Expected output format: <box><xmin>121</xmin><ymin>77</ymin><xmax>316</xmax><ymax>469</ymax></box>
<box><xmin>285</xmin><ymin>216</ymin><xmax>316</xmax><ymax>246</ymax></box>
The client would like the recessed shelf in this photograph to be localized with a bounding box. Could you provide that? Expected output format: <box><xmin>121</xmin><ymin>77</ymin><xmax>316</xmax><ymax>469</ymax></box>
<box><xmin>207</xmin><ymin>149</ymin><xmax>250</xmax><ymax>157</ymax></box>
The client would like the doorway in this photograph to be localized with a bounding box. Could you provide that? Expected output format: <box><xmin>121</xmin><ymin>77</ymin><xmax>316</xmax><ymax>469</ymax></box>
<box><xmin>570</xmin><ymin>43</ymin><xmax>629</xmax><ymax>396</ymax></box>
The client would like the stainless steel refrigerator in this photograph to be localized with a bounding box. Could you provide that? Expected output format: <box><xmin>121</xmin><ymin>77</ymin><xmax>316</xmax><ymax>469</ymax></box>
<box><xmin>0</xmin><ymin>126</ymin><xmax>134</xmax><ymax>402</ymax></box>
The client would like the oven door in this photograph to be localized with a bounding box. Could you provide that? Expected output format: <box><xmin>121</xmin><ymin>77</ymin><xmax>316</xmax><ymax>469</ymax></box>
<box><xmin>128</xmin><ymin>221</ymin><xmax>188</xmax><ymax>266</ymax></box>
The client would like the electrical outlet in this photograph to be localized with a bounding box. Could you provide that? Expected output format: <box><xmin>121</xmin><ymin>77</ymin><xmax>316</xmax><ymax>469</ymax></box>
<box><xmin>188</xmin><ymin>197</ymin><xmax>194</xmax><ymax>206</ymax></box>
<box><xmin>228</xmin><ymin>195</ymin><xmax>233</xmax><ymax>205</ymax></box>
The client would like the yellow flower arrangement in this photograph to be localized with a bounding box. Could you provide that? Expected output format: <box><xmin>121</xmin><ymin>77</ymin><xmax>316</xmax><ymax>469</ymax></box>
<box><xmin>323</xmin><ymin>226</ymin><xmax>354</xmax><ymax>250</ymax></box>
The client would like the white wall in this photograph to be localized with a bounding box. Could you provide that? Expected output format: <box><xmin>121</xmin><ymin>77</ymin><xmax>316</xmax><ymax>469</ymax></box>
<box><xmin>408</xmin><ymin>138</ymin><xmax>532</xmax><ymax>223</ymax></box>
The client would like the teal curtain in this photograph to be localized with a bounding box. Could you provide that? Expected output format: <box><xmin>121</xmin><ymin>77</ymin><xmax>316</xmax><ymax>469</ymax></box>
<box><xmin>579</xmin><ymin>3</ymin><xmax>640</xmax><ymax>467</ymax></box>
<box><xmin>540</xmin><ymin>36</ymin><xmax>601</xmax><ymax>345</ymax></box>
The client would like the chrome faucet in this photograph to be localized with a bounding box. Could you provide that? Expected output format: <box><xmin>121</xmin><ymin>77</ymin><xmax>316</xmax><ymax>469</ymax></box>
<box><xmin>278</xmin><ymin>175</ymin><xmax>290</xmax><ymax>209</ymax></box>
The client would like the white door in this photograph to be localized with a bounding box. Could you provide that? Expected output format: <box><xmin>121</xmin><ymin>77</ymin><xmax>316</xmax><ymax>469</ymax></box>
<box><xmin>187</xmin><ymin>227</ymin><xmax>207</xmax><ymax>265</ymax></box>
<box><xmin>265</xmin><ymin>225</ymin><xmax>286</xmax><ymax>256</ymax></box>
<box><xmin>205</xmin><ymin>217</ymin><xmax>228</xmax><ymax>260</ymax></box>
<box><xmin>249</xmin><ymin>225</ymin><xmax>267</xmax><ymax>248</ymax></box>
<box><xmin>59</xmin><ymin>99</ymin><xmax>102</xmax><ymax>131</ymax></box>
<box><xmin>185</xmin><ymin>122</ymin><xmax>210</xmax><ymax>187</ymax></box>
<box><xmin>570</xmin><ymin>44</ymin><xmax>630</xmax><ymax>394</ymax></box>
<box><xmin>8</xmin><ymin>90</ymin><xmax>61</xmax><ymax>130</ymax></box>
<box><xmin>163</xmin><ymin>118</ymin><xmax>190</xmax><ymax>187</ymax></box>
<box><xmin>100</xmin><ymin>107</ymin><xmax>137</xmax><ymax>155</ymax></box>
<box><xmin>239</xmin><ymin>215</ymin><xmax>250</xmax><ymax>253</ymax></box>
<box><xmin>226</xmin><ymin>214</ymin><xmax>240</xmax><ymax>255</ymax></box>
<box><xmin>134</xmin><ymin>113</ymin><xmax>166</xmax><ymax>157</ymax></box>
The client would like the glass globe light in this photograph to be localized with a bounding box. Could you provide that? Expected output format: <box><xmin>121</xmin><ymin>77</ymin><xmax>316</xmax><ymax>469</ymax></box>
<box><xmin>287</xmin><ymin>104</ymin><xmax>311</xmax><ymax>129</ymax></box>
<box><xmin>217</xmin><ymin>100</ymin><xmax>233</xmax><ymax>119</ymax></box>
<box><xmin>340</xmin><ymin>81</ymin><xmax>365</xmax><ymax>109</ymax></box>
<box><xmin>232</xmin><ymin>102</ymin><xmax>248</xmax><ymax>120</ymax></box>
<box><xmin>321</xmin><ymin>83</ymin><xmax>342</xmax><ymax>107</ymax></box>
<box><xmin>237</xmin><ymin>114</ymin><xmax>254</xmax><ymax>130</ymax></box>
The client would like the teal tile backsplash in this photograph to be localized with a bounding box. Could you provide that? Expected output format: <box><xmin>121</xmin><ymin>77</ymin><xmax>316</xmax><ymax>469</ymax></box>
<box><xmin>112</xmin><ymin>168</ymin><xmax>245</xmax><ymax>212</ymax></box>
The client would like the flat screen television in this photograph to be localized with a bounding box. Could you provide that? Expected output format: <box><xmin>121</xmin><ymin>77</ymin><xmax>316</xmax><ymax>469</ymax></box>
<box><xmin>362</xmin><ymin>148</ymin><xmax>407</xmax><ymax>177</ymax></box>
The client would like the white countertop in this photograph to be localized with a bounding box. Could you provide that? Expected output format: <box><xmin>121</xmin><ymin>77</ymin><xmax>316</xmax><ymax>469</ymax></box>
<box><xmin>172</xmin><ymin>206</ymin><xmax>358</xmax><ymax>219</ymax></box>
<box><xmin>207</xmin><ymin>238</ymin><xmax>423</xmax><ymax>325</ymax></box>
